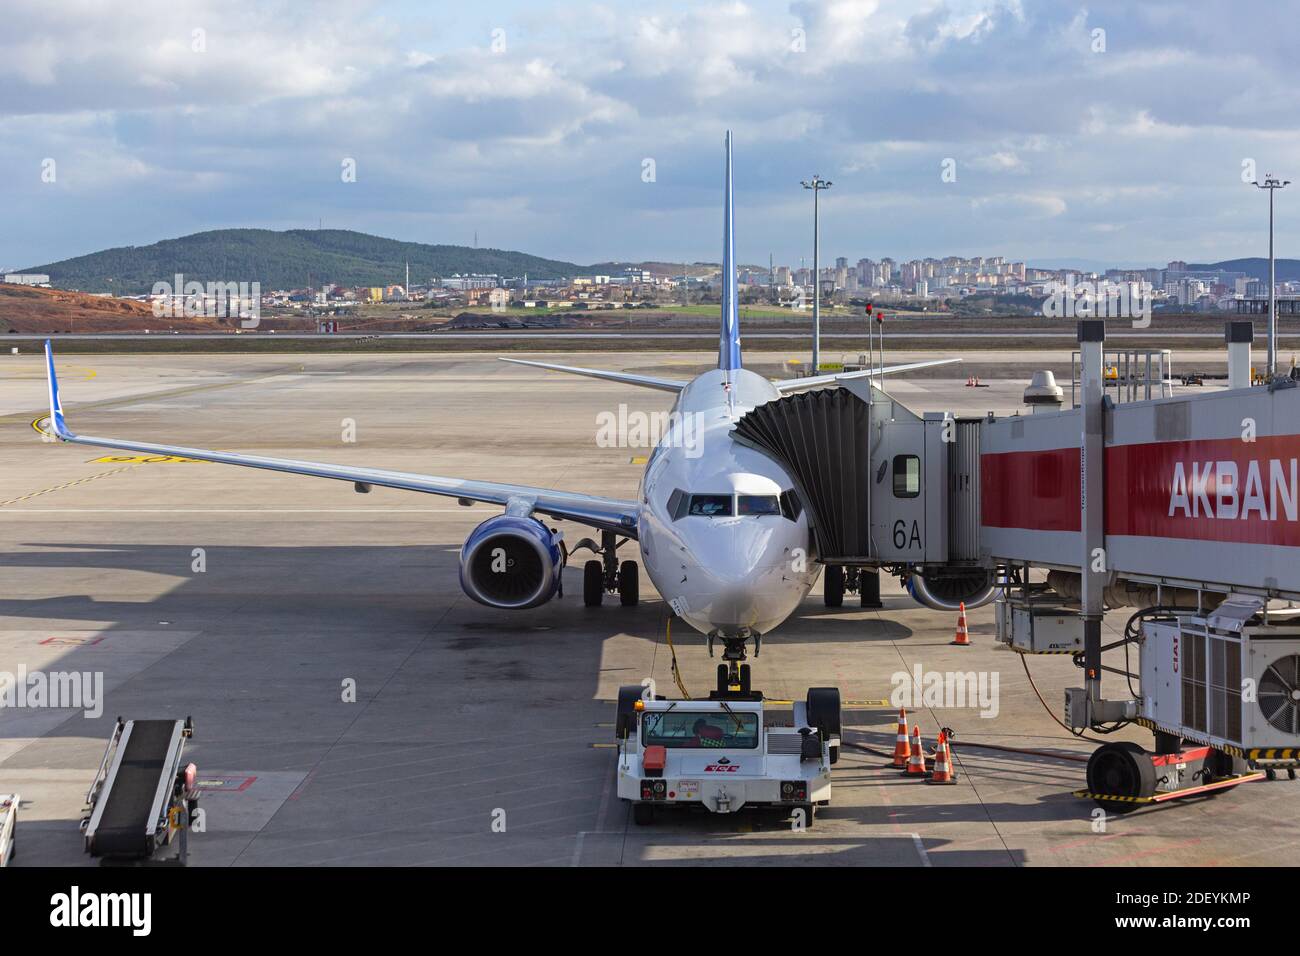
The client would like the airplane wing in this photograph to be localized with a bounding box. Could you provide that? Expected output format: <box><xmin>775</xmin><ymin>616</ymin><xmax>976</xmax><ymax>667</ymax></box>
<box><xmin>773</xmin><ymin>357</ymin><xmax>961</xmax><ymax>394</ymax></box>
<box><xmin>499</xmin><ymin>357</ymin><xmax>687</xmax><ymax>393</ymax></box>
<box><xmin>42</xmin><ymin>342</ymin><xmax>640</xmax><ymax>537</ymax></box>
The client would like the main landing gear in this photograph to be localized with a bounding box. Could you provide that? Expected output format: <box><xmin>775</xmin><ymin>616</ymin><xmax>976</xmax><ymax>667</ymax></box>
<box><xmin>822</xmin><ymin>565</ymin><xmax>883</xmax><ymax>609</ymax></box>
<box><xmin>578</xmin><ymin>530</ymin><xmax>638</xmax><ymax>607</ymax></box>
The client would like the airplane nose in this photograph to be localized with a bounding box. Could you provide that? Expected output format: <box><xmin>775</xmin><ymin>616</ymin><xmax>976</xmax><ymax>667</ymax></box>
<box><xmin>702</xmin><ymin>519</ymin><xmax>788</xmax><ymax>584</ymax></box>
<box><xmin>676</xmin><ymin>519</ymin><xmax>799</xmax><ymax>632</ymax></box>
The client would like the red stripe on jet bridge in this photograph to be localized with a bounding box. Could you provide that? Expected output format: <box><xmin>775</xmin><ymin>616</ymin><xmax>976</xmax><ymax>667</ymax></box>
<box><xmin>981</xmin><ymin>434</ymin><xmax>1300</xmax><ymax>547</ymax></box>
<box><xmin>980</xmin><ymin>446</ymin><xmax>1081</xmax><ymax>533</ymax></box>
<box><xmin>1106</xmin><ymin>434</ymin><xmax>1300</xmax><ymax>546</ymax></box>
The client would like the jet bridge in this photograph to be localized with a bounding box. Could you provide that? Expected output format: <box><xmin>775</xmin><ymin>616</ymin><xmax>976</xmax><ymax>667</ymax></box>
<box><xmin>735</xmin><ymin>319</ymin><xmax>1300</xmax><ymax>806</ymax></box>
<box><xmin>732</xmin><ymin>375</ymin><xmax>990</xmax><ymax>609</ymax></box>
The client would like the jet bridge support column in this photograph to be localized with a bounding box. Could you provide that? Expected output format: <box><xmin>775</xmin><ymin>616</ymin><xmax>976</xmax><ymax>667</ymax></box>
<box><xmin>1226</xmin><ymin>320</ymin><xmax>1254</xmax><ymax>390</ymax></box>
<box><xmin>1079</xmin><ymin>320</ymin><xmax>1106</xmax><ymax>711</ymax></box>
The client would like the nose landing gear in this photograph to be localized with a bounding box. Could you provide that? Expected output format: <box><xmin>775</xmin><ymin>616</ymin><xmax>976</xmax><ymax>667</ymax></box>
<box><xmin>578</xmin><ymin>530</ymin><xmax>639</xmax><ymax>607</ymax></box>
<box><xmin>705</xmin><ymin>629</ymin><xmax>764</xmax><ymax>700</ymax></box>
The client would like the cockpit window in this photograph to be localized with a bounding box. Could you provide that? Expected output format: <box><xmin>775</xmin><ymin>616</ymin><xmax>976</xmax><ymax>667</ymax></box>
<box><xmin>737</xmin><ymin>494</ymin><xmax>780</xmax><ymax>516</ymax></box>
<box><xmin>780</xmin><ymin>489</ymin><xmax>802</xmax><ymax>521</ymax></box>
<box><xmin>688</xmin><ymin>494</ymin><xmax>733</xmax><ymax>517</ymax></box>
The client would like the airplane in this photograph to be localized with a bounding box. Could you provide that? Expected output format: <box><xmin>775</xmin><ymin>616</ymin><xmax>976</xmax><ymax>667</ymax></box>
<box><xmin>42</xmin><ymin>132</ymin><xmax>957</xmax><ymax>664</ymax></box>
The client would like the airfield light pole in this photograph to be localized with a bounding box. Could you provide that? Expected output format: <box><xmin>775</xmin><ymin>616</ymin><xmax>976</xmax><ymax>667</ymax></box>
<box><xmin>802</xmin><ymin>176</ymin><xmax>832</xmax><ymax>371</ymax></box>
<box><xmin>1254</xmin><ymin>174</ymin><xmax>1289</xmax><ymax>378</ymax></box>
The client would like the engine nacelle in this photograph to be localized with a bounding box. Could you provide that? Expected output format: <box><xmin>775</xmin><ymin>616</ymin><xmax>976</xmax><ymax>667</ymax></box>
<box><xmin>459</xmin><ymin>514</ymin><xmax>563</xmax><ymax>609</ymax></box>
<box><xmin>905</xmin><ymin>566</ymin><xmax>997</xmax><ymax>612</ymax></box>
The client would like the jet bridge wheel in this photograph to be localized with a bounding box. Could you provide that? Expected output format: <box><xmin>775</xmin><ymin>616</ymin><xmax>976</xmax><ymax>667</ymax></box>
<box><xmin>583</xmin><ymin>560</ymin><xmax>604</xmax><ymax>607</ymax></box>
<box><xmin>823</xmin><ymin>566</ymin><xmax>845</xmax><ymax>608</ymax></box>
<box><xmin>618</xmin><ymin>560</ymin><xmax>639</xmax><ymax>606</ymax></box>
<box><xmin>1086</xmin><ymin>741</ymin><xmax>1156</xmax><ymax>813</ymax></box>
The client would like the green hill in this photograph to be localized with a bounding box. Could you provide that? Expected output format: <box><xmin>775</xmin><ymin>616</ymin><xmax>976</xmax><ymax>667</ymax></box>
<box><xmin>24</xmin><ymin>229</ymin><xmax>584</xmax><ymax>294</ymax></box>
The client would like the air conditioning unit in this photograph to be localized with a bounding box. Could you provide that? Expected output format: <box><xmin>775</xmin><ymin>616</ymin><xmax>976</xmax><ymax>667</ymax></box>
<box><xmin>1141</xmin><ymin>609</ymin><xmax>1300</xmax><ymax>754</ymax></box>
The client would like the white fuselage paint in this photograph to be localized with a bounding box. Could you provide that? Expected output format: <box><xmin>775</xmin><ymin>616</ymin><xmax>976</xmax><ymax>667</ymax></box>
<box><xmin>635</xmin><ymin>367</ymin><xmax>820</xmax><ymax>637</ymax></box>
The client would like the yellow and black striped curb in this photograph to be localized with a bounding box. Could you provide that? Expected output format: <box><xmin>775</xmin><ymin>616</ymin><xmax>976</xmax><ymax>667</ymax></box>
<box><xmin>1072</xmin><ymin>789</ymin><xmax>1154</xmax><ymax>804</ymax></box>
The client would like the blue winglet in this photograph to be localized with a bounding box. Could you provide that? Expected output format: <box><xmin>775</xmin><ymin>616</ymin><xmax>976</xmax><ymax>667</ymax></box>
<box><xmin>44</xmin><ymin>339</ymin><xmax>73</xmax><ymax>440</ymax></box>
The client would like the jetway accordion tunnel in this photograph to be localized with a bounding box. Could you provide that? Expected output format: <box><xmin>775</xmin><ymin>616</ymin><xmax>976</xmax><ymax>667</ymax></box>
<box><xmin>731</xmin><ymin>386</ymin><xmax>995</xmax><ymax>610</ymax></box>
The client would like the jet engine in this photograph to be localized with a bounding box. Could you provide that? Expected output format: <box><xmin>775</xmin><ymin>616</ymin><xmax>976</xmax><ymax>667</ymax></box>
<box><xmin>459</xmin><ymin>514</ymin><xmax>564</xmax><ymax>609</ymax></box>
<box><xmin>905</xmin><ymin>566</ymin><xmax>997</xmax><ymax>612</ymax></box>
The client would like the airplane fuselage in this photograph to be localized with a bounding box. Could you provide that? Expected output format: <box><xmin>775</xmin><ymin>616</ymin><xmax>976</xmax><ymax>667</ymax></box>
<box><xmin>637</xmin><ymin>368</ymin><xmax>820</xmax><ymax>637</ymax></box>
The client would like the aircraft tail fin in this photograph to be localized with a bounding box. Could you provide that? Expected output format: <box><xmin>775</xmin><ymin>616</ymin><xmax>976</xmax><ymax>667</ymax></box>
<box><xmin>718</xmin><ymin>130</ymin><xmax>742</xmax><ymax>371</ymax></box>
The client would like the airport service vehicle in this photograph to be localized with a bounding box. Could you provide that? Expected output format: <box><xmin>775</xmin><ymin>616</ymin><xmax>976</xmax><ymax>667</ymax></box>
<box><xmin>0</xmin><ymin>794</ymin><xmax>17</xmax><ymax>866</ymax></box>
<box><xmin>82</xmin><ymin>718</ymin><xmax>199</xmax><ymax>862</ymax></box>
<box><xmin>614</xmin><ymin>668</ymin><xmax>841</xmax><ymax>826</ymax></box>
<box><xmin>40</xmin><ymin>131</ymin><xmax>957</xmax><ymax>656</ymax></box>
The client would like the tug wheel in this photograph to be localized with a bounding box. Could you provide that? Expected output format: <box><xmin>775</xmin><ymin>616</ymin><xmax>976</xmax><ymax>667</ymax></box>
<box><xmin>1086</xmin><ymin>741</ymin><xmax>1156</xmax><ymax>813</ymax></box>
<box><xmin>615</xmin><ymin>684</ymin><xmax>643</xmax><ymax>740</ymax></box>
<box><xmin>632</xmin><ymin>803</ymin><xmax>655</xmax><ymax>826</ymax></box>
<box><xmin>583</xmin><ymin>560</ymin><xmax>604</xmax><ymax>607</ymax></box>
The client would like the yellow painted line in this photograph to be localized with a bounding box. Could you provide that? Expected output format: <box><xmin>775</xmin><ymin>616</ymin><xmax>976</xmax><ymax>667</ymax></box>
<box><xmin>5</xmin><ymin>365</ymin><xmax>96</xmax><ymax>381</ymax></box>
<box><xmin>0</xmin><ymin>464</ymin><xmax>139</xmax><ymax>508</ymax></box>
<box><xmin>764</xmin><ymin>698</ymin><xmax>889</xmax><ymax>708</ymax></box>
<box><xmin>87</xmin><ymin>454</ymin><xmax>205</xmax><ymax>464</ymax></box>
<box><xmin>629</xmin><ymin>456</ymin><xmax>648</xmax><ymax>465</ymax></box>
<box><xmin>589</xmin><ymin>743</ymin><xmax>618</xmax><ymax>749</ymax></box>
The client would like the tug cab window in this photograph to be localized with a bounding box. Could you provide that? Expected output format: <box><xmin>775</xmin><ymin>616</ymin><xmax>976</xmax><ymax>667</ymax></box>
<box><xmin>687</xmin><ymin>494</ymin><xmax>733</xmax><ymax>517</ymax></box>
<box><xmin>737</xmin><ymin>494</ymin><xmax>781</xmax><ymax>516</ymax></box>
<box><xmin>641</xmin><ymin>710</ymin><xmax>759</xmax><ymax>749</ymax></box>
<box><xmin>892</xmin><ymin>454</ymin><xmax>920</xmax><ymax>498</ymax></box>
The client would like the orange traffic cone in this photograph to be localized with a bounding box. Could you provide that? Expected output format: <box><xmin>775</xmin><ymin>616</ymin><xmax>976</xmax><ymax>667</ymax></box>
<box><xmin>903</xmin><ymin>726</ymin><xmax>928</xmax><ymax>777</ymax></box>
<box><xmin>951</xmin><ymin>601</ymin><xmax>970</xmax><ymax>646</ymax></box>
<box><xmin>892</xmin><ymin>708</ymin><xmax>912</xmax><ymax>768</ymax></box>
<box><xmin>927</xmin><ymin>731</ymin><xmax>958</xmax><ymax>784</ymax></box>
<box><xmin>965</xmin><ymin>375</ymin><xmax>974</xmax><ymax>387</ymax></box>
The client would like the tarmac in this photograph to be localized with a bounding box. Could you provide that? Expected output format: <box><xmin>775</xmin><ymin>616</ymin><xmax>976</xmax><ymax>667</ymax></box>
<box><xmin>1</xmin><ymin>349</ymin><xmax>1295</xmax><ymax>866</ymax></box>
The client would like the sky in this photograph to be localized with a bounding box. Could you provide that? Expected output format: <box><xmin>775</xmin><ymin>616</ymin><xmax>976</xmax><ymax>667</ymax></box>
<box><xmin>1</xmin><ymin>0</ymin><xmax>1297</xmax><ymax>272</ymax></box>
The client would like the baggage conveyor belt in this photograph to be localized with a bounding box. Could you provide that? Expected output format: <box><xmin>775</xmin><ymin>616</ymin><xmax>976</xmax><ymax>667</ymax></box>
<box><xmin>83</xmin><ymin>718</ymin><xmax>197</xmax><ymax>860</ymax></box>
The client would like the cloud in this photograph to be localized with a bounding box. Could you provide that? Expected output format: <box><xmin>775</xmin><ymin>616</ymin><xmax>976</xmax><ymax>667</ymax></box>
<box><xmin>0</xmin><ymin>0</ymin><xmax>1294</xmax><ymax>269</ymax></box>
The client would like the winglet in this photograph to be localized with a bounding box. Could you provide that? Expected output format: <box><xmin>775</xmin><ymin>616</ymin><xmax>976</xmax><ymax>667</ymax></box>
<box><xmin>43</xmin><ymin>339</ymin><xmax>73</xmax><ymax>440</ymax></box>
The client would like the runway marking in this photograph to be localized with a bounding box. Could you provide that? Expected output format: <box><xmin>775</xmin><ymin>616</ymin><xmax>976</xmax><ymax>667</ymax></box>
<box><xmin>3</xmin><ymin>363</ymin><xmax>302</xmax><ymax>427</ymax></box>
<box><xmin>197</xmin><ymin>776</ymin><xmax>257</xmax><ymax>793</ymax></box>
<box><xmin>38</xmin><ymin>635</ymin><xmax>105</xmax><ymax>647</ymax></box>
<box><xmin>5</xmin><ymin>364</ymin><xmax>96</xmax><ymax>381</ymax></box>
<box><xmin>87</xmin><ymin>454</ymin><xmax>205</xmax><ymax>464</ymax></box>
<box><xmin>910</xmin><ymin>832</ymin><xmax>932</xmax><ymax>867</ymax></box>
<box><xmin>0</xmin><ymin>464</ymin><xmax>139</xmax><ymax>507</ymax></box>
